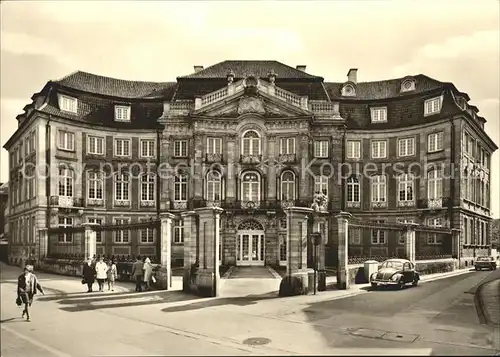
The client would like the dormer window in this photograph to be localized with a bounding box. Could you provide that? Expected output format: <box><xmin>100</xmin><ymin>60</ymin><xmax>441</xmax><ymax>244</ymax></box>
<box><xmin>370</xmin><ymin>107</ymin><xmax>387</xmax><ymax>123</ymax></box>
<box><xmin>341</xmin><ymin>84</ymin><xmax>356</xmax><ymax>97</ymax></box>
<box><xmin>400</xmin><ymin>79</ymin><xmax>416</xmax><ymax>92</ymax></box>
<box><xmin>59</xmin><ymin>94</ymin><xmax>77</xmax><ymax>113</ymax></box>
<box><xmin>115</xmin><ymin>105</ymin><xmax>131</xmax><ymax>122</ymax></box>
<box><xmin>456</xmin><ymin>96</ymin><xmax>467</xmax><ymax>110</ymax></box>
<box><xmin>424</xmin><ymin>97</ymin><xmax>442</xmax><ymax>116</ymax></box>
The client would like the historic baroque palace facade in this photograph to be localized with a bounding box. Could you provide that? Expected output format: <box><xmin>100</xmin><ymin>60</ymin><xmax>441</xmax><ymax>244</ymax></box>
<box><xmin>4</xmin><ymin>60</ymin><xmax>497</xmax><ymax>267</ymax></box>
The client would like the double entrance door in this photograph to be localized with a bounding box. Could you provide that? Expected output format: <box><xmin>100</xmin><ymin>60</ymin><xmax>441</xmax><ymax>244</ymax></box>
<box><xmin>236</xmin><ymin>230</ymin><xmax>265</xmax><ymax>266</ymax></box>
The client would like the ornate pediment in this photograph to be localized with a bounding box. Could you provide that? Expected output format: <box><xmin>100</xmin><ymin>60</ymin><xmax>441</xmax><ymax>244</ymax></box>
<box><xmin>238</xmin><ymin>96</ymin><xmax>266</xmax><ymax>115</ymax></box>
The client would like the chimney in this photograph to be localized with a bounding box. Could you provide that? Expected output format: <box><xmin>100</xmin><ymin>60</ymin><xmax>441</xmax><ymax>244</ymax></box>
<box><xmin>296</xmin><ymin>65</ymin><xmax>307</xmax><ymax>72</ymax></box>
<box><xmin>347</xmin><ymin>68</ymin><xmax>358</xmax><ymax>84</ymax></box>
<box><xmin>194</xmin><ymin>65</ymin><xmax>204</xmax><ymax>73</ymax></box>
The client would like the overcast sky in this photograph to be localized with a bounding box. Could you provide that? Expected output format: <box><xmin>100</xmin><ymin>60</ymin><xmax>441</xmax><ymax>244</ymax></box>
<box><xmin>1</xmin><ymin>1</ymin><xmax>499</xmax><ymax>217</ymax></box>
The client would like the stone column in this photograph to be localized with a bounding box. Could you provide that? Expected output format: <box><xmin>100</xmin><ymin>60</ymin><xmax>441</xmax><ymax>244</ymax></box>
<box><xmin>160</xmin><ymin>213</ymin><xmax>174</xmax><ymax>289</ymax></box>
<box><xmin>299</xmin><ymin>135</ymin><xmax>310</xmax><ymax>200</ymax></box>
<box><xmin>159</xmin><ymin>134</ymin><xmax>170</xmax><ymax>210</ymax></box>
<box><xmin>404</xmin><ymin>223</ymin><xmax>418</xmax><ymax>263</ymax></box>
<box><xmin>451</xmin><ymin>228</ymin><xmax>461</xmax><ymax>268</ymax></box>
<box><xmin>312</xmin><ymin>213</ymin><xmax>328</xmax><ymax>291</ymax></box>
<box><xmin>336</xmin><ymin>212</ymin><xmax>352</xmax><ymax>290</ymax></box>
<box><xmin>194</xmin><ymin>206</ymin><xmax>224</xmax><ymax>297</ymax></box>
<box><xmin>181</xmin><ymin>211</ymin><xmax>197</xmax><ymax>292</ymax></box>
<box><xmin>82</xmin><ymin>223</ymin><xmax>98</xmax><ymax>260</ymax></box>
<box><xmin>267</xmin><ymin>135</ymin><xmax>277</xmax><ymax>200</ymax></box>
<box><xmin>279</xmin><ymin>206</ymin><xmax>313</xmax><ymax>296</ymax></box>
<box><xmin>225</xmin><ymin>135</ymin><xmax>237</xmax><ymax>200</ymax></box>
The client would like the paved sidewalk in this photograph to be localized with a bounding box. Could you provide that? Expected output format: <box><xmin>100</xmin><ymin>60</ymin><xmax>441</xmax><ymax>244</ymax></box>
<box><xmin>477</xmin><ymin>278</ymin><xmax>500</xmax><ymax>326</ymax></box>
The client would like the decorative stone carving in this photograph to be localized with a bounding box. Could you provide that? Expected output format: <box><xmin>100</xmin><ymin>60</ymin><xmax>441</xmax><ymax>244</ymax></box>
<box><xmin>241</xmin><ymin>200</ymin><xmax>261</xmax><ymax>210</ymax></box>
<box><xmin>206</xmin><ymin>200</ymin><xmax>222</xmax><ymax>208</ymax></box>
<box><xmin>241</xmin><ymin>155</ymin><xmax>261</xmax><ymax>164</ymax></box>
<box><xmin>311</xmin><ymin>192</ymin><xmax>328</xmax><ymax>213</ymax></box>
<box><xmin>238</xmin><ymin>96</ymin><xmax>266</xmax><ymax>115</ymax></box>
<box><xmin>173</xmin><ymin>201</ymin><xmax>188</xmax><ymax>210</ymax></box>
<box><xmin>281</xmin><ymin>200</ymin><xmax>295</xmax><ymax>210</ymax></box>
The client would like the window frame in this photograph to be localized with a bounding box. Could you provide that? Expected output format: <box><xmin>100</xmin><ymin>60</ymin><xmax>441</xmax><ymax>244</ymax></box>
<box><xmin>398</xmin><ymin>173</ymin><xmax>414</xmax><ymax>202</ymax></box>
<box><xmin>206</xmin><ymin>171</ymin><xmax>223</xmax><ymax>201</ymax></box>
<box><xmin>173</xmin><ymin>219</ymin><xmax>184</xmax><ymax>244</ymax></box>
<box><xmin>140</xmin><ymin>139</ymin><xmax>156</xmax><ymax>158</ymax></box>
<box><xmin>57</xmin><ymin>130</ymin><xmax>75</xmax><ymax>151</ymax></box>
<box><xmin>346</xmin><ymin>175</ymin><xmax>360</xmax><ymax>203</ymax></box>
<box><xmin>87</xmin><ymin>217</ymin><xmax>103</xmax><ymax>243</ymax></box>
<box><xmin>314</xmin><ymin>140</ymin><xmax>329</xmax><ymax>158</ymax></box>
<box><xmin>398</xmin><ymin>137</ymin><xmax>415</xmax><ymax>157</ymax></box>
<box><xmin>59</xmin><ymin>95</ymin><xmax>78</xmax><ymax>114</ymax></box>
<box><xmin>174</xmin><ymin>140</ymin><xmax>188</xmax><ymax>157</ymax></box>
<box><xmin>241</xmin><ymin>171</ymin><xmax>261</xmax><ymax>202</ymax></box>
<box><xmin>427</xmin><ymin>132</ymin><xmax>444</xmax><ymax>153</ymax></box>
<box><xmin>88</xmin><ymin>171</ymin><xmax>104</xmax><ymax>200</ymax></box>
<box><xmin>174</xmin><ymin>174</ymin><xmax>188</xmax><ymax>202</ymax></box>
<box><xmin>280</xmin><ymin>170</ymin><xmax>296</xmax><ymax>201</ymax></box>
<box><xmin>346</xmin><ymin>140</ymin><xmax>361</xmax><ymax>159</ymax></box>
<box><xmin>280</xmin><ymin>137</ymin><xmax>296</xmax><ymax>155</ymax></box>
<box><xmin>207</xmin><ymin>137</ymin><xmax>223</xmax><ymax>155</ymax></box>
<box><xmin>424</xmin><ymin>96</ymin><xmax>442</xmax><ymax>116</ymax></box>
<box><xmin>370</xmin><ymin>107</ymin><xmax>388</xmax><ymax>123</ymax></box>
<box><xmin>140</xmin><ymin>174</ymin><xmax>156</xmax><ymax>202</ymax></box>
<box><xmin>114</xmin><ymin>173</ymin><xmax>130</xmax><ymax>202</ymax></box>
<box><xmin>114</xmin><ymin>138</ymin><xmax>131</xmax><ymax>157</ymax></box>
<box><xmin>241</xmin><ymin>130</ymin><xmax>261</xmax><ymax>156</ymax></box>
<box><xmin>113</xmin><ymin>218</ymin><xmax>130</xmax><ymax>243</ymax></box>
<box><xmin>371</xmin><ymin>140</ymin><xmax>387</xmax><ymax>159</ymax></box>
<box><xmin>371</xmin><ymin>175</ymin><xmax>387</xmax><ymax>203</ymax></box>
<box><xmin>58</xmin><ymin>217</ymin><xmax>73</xmax><ymax>243</ymax></box>
<box><xmin>314</xmin><ymin>175</ymin><xmax>329</xmax><ymax>196</ymax></box>
<box><xmin>87</xmin><ymin>135</ymin><xmax>105</xmax><ymax>155</ymax></box>
<box><xmin>114</xmin><ymin>105</ymin><xmax>131</xmax><ymax>122</ymax></box>
<box><xmin>427</xmin><ymin>169</ymin><xmax>443</xmax><ymax>200</ymax></box>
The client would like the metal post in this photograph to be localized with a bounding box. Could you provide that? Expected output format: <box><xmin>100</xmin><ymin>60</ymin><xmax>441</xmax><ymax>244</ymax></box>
<box><xmin>313</xmin><ymin>244</ymin><xmax>317</xmax><ymax>295</ymax></box>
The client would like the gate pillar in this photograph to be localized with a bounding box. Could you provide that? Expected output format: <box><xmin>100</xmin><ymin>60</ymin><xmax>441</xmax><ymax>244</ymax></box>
<box><xmin>279</xmin><ymin>206</ymin><xmax>314</xmax><ymax>296</ymax></box>
<box><xmin>181</xmin><ymin>211</ymin><xmax>197</xmax><ymax>292</ymax></box>
<box><xmin>404</xmin><ymin>223</ymin><xmax>418</xmax><ymax>263</ymax></box>
<box><xmin>160</xmin><ymin>213</ymin><xmax>175</xmax><ymax>290</ymax></box>
<box><xmin>335</xmin><ymin>212</ymin><xmax>351</xmax><ymax>290</ymax></box>
<box><xmin>451</xmin><ymin>228</ymin><xmax>461</xmax><ymax>268</ymax></box>
<box><xmin>82</xmin><ymin>223</ymin><xmax>97</xmax><ymax>260</ymax></box>
<box><xmin>193</xmin><ymin>206</ymin><xmax>223</xmax><ymax>297</ymax></box>
<box><xmin>312</xmin><ymin>213</ymin><xmax>328</xmax><ymax>291</ymax></box>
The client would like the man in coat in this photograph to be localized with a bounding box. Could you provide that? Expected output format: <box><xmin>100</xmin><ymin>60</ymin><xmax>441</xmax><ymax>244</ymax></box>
<box><xmin>82</xmin><ymin>258</ymin><xmax>96</xmax><ymax>293</ymax></box>
<box><xmin>131</xmin><ymin>256</ymin><xmax>144</xmax><ymax>292</ymax></box>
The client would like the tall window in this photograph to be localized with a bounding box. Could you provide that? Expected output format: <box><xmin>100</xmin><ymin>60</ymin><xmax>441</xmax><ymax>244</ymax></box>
<box><xmin>371</xmin><ymin>140</ymin><xmax>387</xmax><ymax>158</ymax></box>
<box><xmin>114</xmin><ymin>219</ymin><xmax>130</xmax><ymax>243</ymax></box>
<box><xmin>140</xmin><ymin>218</ymin><xmax>155</xmax><ymax>243</ymax></box>
<box><xmin>280</xmin><ymin>137</ymin><xmax>295</xmax><ymax>155</ymax></box>
<box><xmin>346</xmin><ymin>175</ymin><xmax>360</xmax><ymax>203</ymax></box>
<box><xmin>281</xmin><ymin>171</ymin><xmax>295</xmax><ymax>200</ymax></box>
<box><xmin>88</xmin><ymin>171</ymin><xmax>103</xmax><ymax>200</ymax></box>
<box><xmin>141</xmin><ymin>140</ymin><xmax>155</xmax><ymax>158</ymax></box>
<box><xmin>398</xmin><ymin>138</ymin><xmax>415</xmax><ymax>157</ymax></box>
<box><xmin>241</xmin><ymin>172</ymin><xmax>260</xmax><ymax>202</ymax></box>
<box><xmin>398</xmin><ymin>173</ymin><xmax>414</xmax><ymax>202</ymax></box>
<box><xmin>424</xmin><ymin>97</ymin><xmax>442</xmax><ymax>116</ymax></box>
<box><xmin>58</xmin><ymin>131</ymin><xmax>74</xmax><ymax>151</ymax></box>
<box><xmin>141</xmin><ymin>174</ymin><xmax>155</xmax><ymax>202</ymax></box>
<box><xmin>29</xmin><ymin>131</ymin><xmax>35</xmax><ymax>153</ymax></box>
<box><xmin>207</xmin><ymin>137</ymin><xmax>222</xmax><ymax>154</ymax></box>
<box><xmin>314</xmin><ymin>175</ymin><xmax>328</xmax><ymax>195</ymax></box>
<box><xmin>115</xmin><ymin>173</ymin><xmax>130</xmax><ymax>201</ymax></box>
<box><xmin>428</xmin><ymin>132</ymin><xmax>444</xmax><ymax>152</ymax></box>
<box><xmin>206</xmin><ymin>171</ymin><xmax>222</xmax><ymax>201</ymax></box>
<box><xmin>88</xmin><ymin>136</ymin><xmax>104</xmax><ymax>155</ymax></box>
<box><xmin>88</xmin><ymin>217</ymin><xmax>103</xmax><ymax>243</ymax></box>
<box><xmin>314</xmin><ymin>140</ymin><xmax>329</xmax><ymax>158</ymax></box>
<box><xmin>346</xmin><ymin>140</ymin><xmax>361</xmax><ymax>159</ymax></box>
<box><xmin>427</xmin><ymin>169</ymin><xmax>442</xmax><ymax>200</ymax></box>
<box><xmin>242</xmin><ymin>130</ymin><xmax>260</xmax><ymax>156</ymax></box>
<box><xmin>115</xmin><ymin>139</ymin><xmax>131</xmax><ymax>157</ymax></box>
<box><xmin>427</xmin><ymin>217</ymin><xmax>443</xmax><ymax>244</ymax></box>
<box><xmin>115</xmin><ymin>105</ymin><xmax>131</xmax><ymax>121</ymax></box>
<box><xmin>371</xmin><ymin>175</ymin><xmax>387</xmax><ymax>203</ymax></box>
<box><xmin>58</xmin><ymin>168</ymin><xmax>73</xmax><ymax>197</ymax></box>
<box><xmin>173</xmin><ymin>220</ymin><xmax>184</xmax><ymax>243</ymax></box>
<box><xmin>174</xmin><ymin>140</ymin><xmax>188</xmax><ymax>157</ymax></box>
<box><xmin>174</xmin><ymin>174</ymin><xmax>188</xmax><ymax>201</ymax></box>
<box><xmin>371</xmin><ymin>220</ymin><xmax>386</xmax><ymax>244</ymax></box>
<box><xmin>58</xmin><ymin>217</ymin><xmax>73</xmax><ymax>243</ymax></box>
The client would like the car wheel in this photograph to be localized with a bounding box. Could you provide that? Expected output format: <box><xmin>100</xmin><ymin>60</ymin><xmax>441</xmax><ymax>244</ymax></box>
<box><xmin>371</xmin><ymin>283</ymin><xmax>377</xmax><ymax>289</ymax></box>
<box><xmin>475</xmin><ymin>267</ymin><xmax>479</xmax><ymax>271</ymax></box>
<box><xmin>398</xmin><ymin>278</ymin><xmax>405</xmax><ymax>289</ymax></box>
<box><xmin>412</xmin><ymin>278</ymin><xmax>419</xmax><ymax>286</ymax></box>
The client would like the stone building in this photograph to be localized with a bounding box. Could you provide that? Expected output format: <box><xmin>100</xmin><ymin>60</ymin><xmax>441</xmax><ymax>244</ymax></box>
<box><xmin>3</xmin><ymin>60</ymin><xmax>497</xmax><ymax>268</ymax></box>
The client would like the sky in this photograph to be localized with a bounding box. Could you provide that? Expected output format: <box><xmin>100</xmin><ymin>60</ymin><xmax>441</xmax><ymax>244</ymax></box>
<box><xmin>0</xmin><ymin>0</ymin><xmax>499</xmax><ymax>217</ymax></box>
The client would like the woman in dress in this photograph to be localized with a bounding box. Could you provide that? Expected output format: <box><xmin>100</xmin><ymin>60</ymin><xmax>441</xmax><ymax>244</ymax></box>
<box><xmin>17</xmin><ymin>265</ymin><xmax>44</xmax><ymax>322</ymax></box>
<box><xmin>143</xmin><ymin>257</ymin><xmax>153</xmax><ymax>291</ymax></box>
<box><xmin>95</xmin><ymin>256</ymin><xmax>108</xmax><ymax>292</ymax></box>
<box><xmin>107</xmin><ymin>259</ymin><xmax>118</xmax><ymax>291</ymax></box>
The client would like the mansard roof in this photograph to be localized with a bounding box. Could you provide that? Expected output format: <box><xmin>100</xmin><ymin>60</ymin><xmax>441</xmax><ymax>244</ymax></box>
<box><xmin>179</xmin><ymin>60</ymin><xmax>323</xmax><ymax>80</ymax></box>
<box><xmin>55</xmin><ymin>71</ymin><xmax>177</xmax><ymax>99</ymax></box>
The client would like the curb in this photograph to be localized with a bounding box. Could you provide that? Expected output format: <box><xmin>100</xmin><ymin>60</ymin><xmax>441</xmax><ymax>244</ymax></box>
<box><xmin>475</xmin><ymin>278</ymin><xmax>500</xmax><ymax>327</ymax></box>
<box><xmin>419</xmin><ymin>268</ymin><xmax>472</xmax><ymax>283</ymax></box>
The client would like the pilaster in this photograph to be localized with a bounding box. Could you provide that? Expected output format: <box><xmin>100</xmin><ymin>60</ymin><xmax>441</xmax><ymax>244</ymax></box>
<box><xmin>404</xmin><ymin>223</ymin><xmax>418</xmax><ymax>263</ymax></box>
<box><xmin>193</xmin><ymin>133</ymin><xmax>204</xmax><ymax>199</ymax></box>
<box><xmin>299</xmin><ymin>135</ymin><xmax>310</xmax><ymax>200</ymax></box>
<box><xmin>181</xmin><ymin>211</ymin><xmax>197</xmax><ymax>292</ymax></box>
<box><xmin>336</xmin><ymin>211</ymin><xmax>352</xmax><ymax>290</ymax></box>
<box><xmin>160</xmin><ymin>213</ymin><xmax>175</xmax><ymax>290</ymax></box>
<box><xmin>225</xmin><ymin>135</ymin><xmax>237</xmax><ymax>199</ymax></box>
<box><xmin>267</xmin><ymin>135</ymin><xmax>277</xmax><ymax>200</ymax></box>
<box><xmin>82</xmin><ymin>223</ymin><xmax>98</xmax><ymax>261</ymax></box>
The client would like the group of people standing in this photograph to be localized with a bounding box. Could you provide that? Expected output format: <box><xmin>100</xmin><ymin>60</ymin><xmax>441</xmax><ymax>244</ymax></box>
<box><xmin>82</xmin><ymin>255</ymin><xmax>154</xmax><ymax>293</ymax></box>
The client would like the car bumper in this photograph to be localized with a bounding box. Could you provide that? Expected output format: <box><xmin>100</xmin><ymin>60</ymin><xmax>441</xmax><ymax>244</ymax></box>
<box><xmin>475</xmin><ymin>264</ymin><xmax>495</xmax><ymax>269</ymax></box>
<box><xmin>371</xmin><ymin>280</ymin><xmax>400</xmax><ymax>286</ymax></box>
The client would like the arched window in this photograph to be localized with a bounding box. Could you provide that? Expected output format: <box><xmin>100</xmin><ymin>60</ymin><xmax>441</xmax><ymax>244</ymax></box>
<box><xmin>371</xmin><ymin>175</ymin><xmax>386</xmax><ymax>203</ymax></box>
<box><xmin>206</xmin><ymin>171</ymin><xmax>222</xmax><ymax>201</ymax></box>
<box><xmin>427</xmin><ymin>169</ymin><xmax>442</xmax><ymax>200</ymax></box>
<box><xmin>141</xmin><ymin>174</ymin><xmax>155</xmax><ymax>202</ymax></box>
<box><xmin>241</xmin><ymin>171</ymin><xmax>260</xmax><ymax>202</ymax></box>
<box><xmin>115</xmin><ymin>173</ymin><xmax>130</xmax><ymax>201</ymax></box>
<box><xmin>241</xmin><ymin>130</ymin><xmax>261</xmax><ymax>156</ymax></box>
<box><xmin>398</xmin><ymin>173</ymin><xmax>414</xmax><ymax>202</ymax></box>
<box><xmin>58</xmin><ymin>167</ymin><xmax>74</xmax><ymax>197</ymax></box>
<box><xmin>238</xmin><ymin>219</ymin><xmax>264</xmax><ymax>231</ymax></box>
<box><xmin>174</xmin><ymin>173</ymin><xmax>188</xmax><ymax>202</ymax></box>
<box><xmin>281</xmin><ymin>171</ymin><xmax>295</xmax><ymax>200</ymax></box>
<box><xmin>347</xmin><ymin>176</ymin><xmax>360</xmax><ymax>202</ymax></box>
<box><xmin>314</xmin><ymin>175</ymin><xmax>328</xmax><ymax>195</ymax></box>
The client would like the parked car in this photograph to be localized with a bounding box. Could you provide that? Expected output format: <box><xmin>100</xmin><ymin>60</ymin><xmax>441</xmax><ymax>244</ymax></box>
<box><xmin>370</xmin><ymin>259</ymin><xmax>420</xmax><ymax>289</ymax></box>
<box><xmin>474</xmin><ymin>256</ymin><xmax>497</xmax><ymax>271</ymax></box>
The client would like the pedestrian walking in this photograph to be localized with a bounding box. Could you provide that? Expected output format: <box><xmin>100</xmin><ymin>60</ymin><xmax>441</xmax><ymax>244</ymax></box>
<box><xmin>107</xmin><ymin>259</ymin><xmax>117</xmax><ymax>291</ymax></box>
<box><xmin>82</xmin><ymin>258</ymin><xmax>96</xmax><ymax>293</ymax></box>
<box><xmin>95</xmin><ymin>256</ymin><xmax>108</xmax><ymax>292</ymax></box>
<box><xmin>131</xmin><ymin>256</ymin><xmax>144</xmax><ymax>292</ymax></box>
<box><xmin>143</xmin><ymin>257</ymin><xmax>153</xmax><ymax>291</ymax></box>
<box><xmin>16</xmin><ymin>265</ymin><xmax>44</xmax><ymax>322</ymax></box>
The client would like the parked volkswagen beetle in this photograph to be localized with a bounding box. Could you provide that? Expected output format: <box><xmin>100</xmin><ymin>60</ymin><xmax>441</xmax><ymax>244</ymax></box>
<box><xmin>474</xmin><ymin>256</ymin><xmax>497</xmax><ymax>271</ymax></box>
<box><xmin>370</xmin><ymin>259</ymin><xmax>420</xmax><ymax>289</ymax></box>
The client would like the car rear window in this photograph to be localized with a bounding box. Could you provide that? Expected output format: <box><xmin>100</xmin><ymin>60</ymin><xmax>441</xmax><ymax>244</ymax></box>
<box><xmin>476</xmin><ymin>257</ymin><xmax>491</xmax><ymax>261</ymax></box>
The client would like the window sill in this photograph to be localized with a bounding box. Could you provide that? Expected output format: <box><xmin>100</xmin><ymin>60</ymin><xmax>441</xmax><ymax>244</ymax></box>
<box><xmin>57</xmin><ymin>148</ymin><xmax>76</xmax><ymax>153</ymax></box>
<box><xmin>113</xmin><ymin>241</ymin><xmax>131</xmax><ymax>245</ymax></box>
<box><xmin>140</xmin><ymin>201</ymin><xmax>155</xmax><ymax>207</ymax></box>
<box><xmin>423</xmin><ymin>110</ymin><xmax>441</xmax><ymax>117</ymax></box>
<box><xmin>87</xmin><ymin>152</ymin><xmax>104</xmax><ymax>156</ymax></box>
<box><xmin>427</xmin><ymin>149</ymin><xmax>444</xmax><ymax>154</ymax></box>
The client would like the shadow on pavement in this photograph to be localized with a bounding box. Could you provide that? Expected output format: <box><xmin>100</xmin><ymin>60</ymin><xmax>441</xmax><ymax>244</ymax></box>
<box><xmin>38</xmin><ymin>289</ymin><xmax>137</xmax><ymax>302</ymax></box>
<box><xmin>162</xmin><ymin>291</ymin><xmax>279</xmax><ymax>312</ymax></box>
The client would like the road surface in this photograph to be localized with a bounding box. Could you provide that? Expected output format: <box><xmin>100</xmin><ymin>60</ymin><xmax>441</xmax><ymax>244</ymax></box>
<box><xmin>1</xmin><ymin>263</ymin><xmax>499</xmax><ymax>356</ymax></box>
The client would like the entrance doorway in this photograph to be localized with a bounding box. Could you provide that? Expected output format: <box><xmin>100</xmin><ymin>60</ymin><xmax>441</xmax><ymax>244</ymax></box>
<box><xmin>236</xmin><ymin>220</ymin><xmax>265</xmax><ymax>266</ymax></box>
